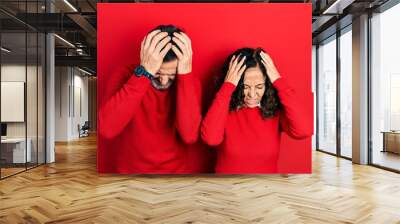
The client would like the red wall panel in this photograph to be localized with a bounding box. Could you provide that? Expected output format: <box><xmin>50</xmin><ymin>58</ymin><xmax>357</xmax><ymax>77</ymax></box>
<box><xmin>98</xmin><ymin>3</ymin><xmax>312</xmax><ymax>173</ymax></box>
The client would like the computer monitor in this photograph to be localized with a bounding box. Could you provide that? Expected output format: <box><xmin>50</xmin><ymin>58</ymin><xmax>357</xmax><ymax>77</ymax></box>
<box><xmin>1</xmin><ymin>123</ymin><xmax>7</xmax><ymax>137</ymax></box>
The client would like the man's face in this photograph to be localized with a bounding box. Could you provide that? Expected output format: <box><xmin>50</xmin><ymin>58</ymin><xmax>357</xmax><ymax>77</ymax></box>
<box><xmin>151</xmin><ymin>59</ymin><xmax>178</xmax><ymax>90</ymax></box>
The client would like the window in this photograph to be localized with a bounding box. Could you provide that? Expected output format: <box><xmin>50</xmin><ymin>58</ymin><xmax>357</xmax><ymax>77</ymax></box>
<box><xmin>339</xmin><ymin>27</ymin><xmax>352</xmax><ymax>158</ymax></box>
<box><xmin>370</xmin><ymin>2</ymin><xmax>400</xmax><ymax>171</ymax></box>
<box><xmin>317</xmin><ymin>35</ymin><xmax>337</xmax><ymax>155</ymax></box>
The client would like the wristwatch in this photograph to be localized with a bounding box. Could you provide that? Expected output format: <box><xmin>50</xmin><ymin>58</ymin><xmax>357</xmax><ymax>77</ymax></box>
<box><xmin>134</xmin><ymin>65</ymin><xmax>153</xmax><ymax>80</ymax></box>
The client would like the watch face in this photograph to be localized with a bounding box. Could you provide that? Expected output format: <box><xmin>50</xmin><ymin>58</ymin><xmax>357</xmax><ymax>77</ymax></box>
<box><xmin>135</xmin><ymin>66</ymin><xmax>144</xmax><ymax>76</ymax></box>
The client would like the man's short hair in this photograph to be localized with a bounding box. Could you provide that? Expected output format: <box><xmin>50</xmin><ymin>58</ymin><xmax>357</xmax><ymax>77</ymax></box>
<box><xmin>151</xmin><ymin>24</ymin><xmax>183</xmax><ymax>63</ymax></box>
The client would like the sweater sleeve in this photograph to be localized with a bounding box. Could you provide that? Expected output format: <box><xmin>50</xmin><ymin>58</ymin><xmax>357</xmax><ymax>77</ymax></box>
<box><xmin>273</xmin><ymin>77</ymin><xmax>313</xmax><ymax>139</ymax></box>
<box><xmin>99</xmin><ymin>65</ymin><xmax>151</xmax><ymax>139</ymax></box>
<box><xmin>175</xmin><ymin>73</ymin><xmax>202</xmax><ymax>144</ymax></box>
<box><xmin>200</xmin><ymin>82</ymin><xmax>236</xmax><ymax>146</ymax></box>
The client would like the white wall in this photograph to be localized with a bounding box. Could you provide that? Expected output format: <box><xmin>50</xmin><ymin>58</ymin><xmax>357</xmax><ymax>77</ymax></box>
<box><xmin>55</xmin><ymin>66</ymin><xmax>69</xmax><ymax>141</ymax></box>
<box><xmin>55</xmin><ymin>66</ymin><xmax>89</xmax><ymax>141</ymax></box>
<box><xmin>1</xmin><ymin>64</ymin><xmax>39</xmax><ymax>137</ymax></box>
<box><xmin>1</xmin><ymin>65</ymin><xmax>26</xmax><ymax>141</ymax></box>
<box><xmin>72</xmin><ymin>73</ymin><xmax>89</xmax><ymax>138</ymax></box>
<box><xmin>1</xmin><ymin>63</ymin><xmax>46</xmax><ymax>164</ymax></box>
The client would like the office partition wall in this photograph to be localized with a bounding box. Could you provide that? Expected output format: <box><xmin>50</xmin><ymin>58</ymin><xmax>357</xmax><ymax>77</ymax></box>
<box><xmin>0</xmin><ymin>0</ymin><xmax>47</xmax><ymax>179</ymax></box>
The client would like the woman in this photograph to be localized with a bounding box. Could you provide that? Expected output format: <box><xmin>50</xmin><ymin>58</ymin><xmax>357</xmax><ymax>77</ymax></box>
<box><xmin>201</xmin><ymin>48</ymin><xmax>313</xmax><ymax>173</ymax></box>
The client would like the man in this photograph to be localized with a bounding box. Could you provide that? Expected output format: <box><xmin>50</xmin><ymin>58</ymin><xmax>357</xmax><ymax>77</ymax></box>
<box><xmin>99</xmin><ymin>25</ymin><xmax>204</xmax><ymax>173</ymax></box>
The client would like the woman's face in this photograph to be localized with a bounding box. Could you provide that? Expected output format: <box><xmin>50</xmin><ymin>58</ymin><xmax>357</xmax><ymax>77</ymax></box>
<box><xmin>243</xmin><ymin>65</ymin><xmax>266</xmax><ymax>108</ymax></box>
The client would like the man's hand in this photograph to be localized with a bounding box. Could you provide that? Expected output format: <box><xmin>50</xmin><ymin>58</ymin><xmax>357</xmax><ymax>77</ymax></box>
<box><xmin>171</xmin><ymin>32</ymin><xmax>192</xmax><ymax>75</ymax></box>
<box><xmin>224</xmin><ymin>55</ymin><xmax>246</xmax><ymax>86</ymax></box>
<box><xmin>140</xmin><ymin>30</ymin><xmax>172</xmax><ymax>76</ymax></box>
<box><xmin>260</xmin><ymin>51</ymin><xmax>281</xmax><ymax>83</ymax></box>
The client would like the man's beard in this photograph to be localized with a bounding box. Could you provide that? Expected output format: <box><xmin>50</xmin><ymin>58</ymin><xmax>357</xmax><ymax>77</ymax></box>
<box><xmin>151</xmin><ymin>77</ymin><xmax>174</xmax><ymax>90</ymax></box>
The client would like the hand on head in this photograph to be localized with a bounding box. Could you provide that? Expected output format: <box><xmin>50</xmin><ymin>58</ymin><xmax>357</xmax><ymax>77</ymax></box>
<box><xmin>259</xmin><ymin>51</ymin><xmax>280</xmax><ymax>83</ymax></box>
<box><xmin>171</xmin><ymin>32</ymin><xmax>192</xmax><ymax>75</ymax></box>
<box><xmin>224</xmin><ymin>54</ymin><xmax>247</xmax><ymax>86</ymax></box>
<box><xmin>140</xmin><ymin>29</ymin><xmax>193</xmax><ymax>76</ymax></box>
<box><xmin>140</xmin><ymin>30</ymin><xmax>172</xmax><ymax>76</ymax></box>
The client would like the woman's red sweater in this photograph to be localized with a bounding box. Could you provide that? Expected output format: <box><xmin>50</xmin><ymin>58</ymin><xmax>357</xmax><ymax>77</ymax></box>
<box><xmin>200</xmin><ymin>77</ymin><xmax>313</xmax><ymax>174</ymax></box>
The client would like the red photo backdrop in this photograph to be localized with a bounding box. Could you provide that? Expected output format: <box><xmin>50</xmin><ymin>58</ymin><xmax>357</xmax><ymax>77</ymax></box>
<box><xmin>98</xmin><ymin>3</ymin><xmax>313</xmax><ymax>173</ymax></box>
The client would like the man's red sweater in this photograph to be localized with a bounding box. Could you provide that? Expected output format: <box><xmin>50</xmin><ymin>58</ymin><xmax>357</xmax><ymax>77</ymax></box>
<box><xmin>99</xmin><ymin>65</ymin><xmax>204</xmax><ymax>174</ymax></box>
<box><xmin>200</xmin><ymin>77</ymin><xmax>313</xmax><ymax>174</ymax></box>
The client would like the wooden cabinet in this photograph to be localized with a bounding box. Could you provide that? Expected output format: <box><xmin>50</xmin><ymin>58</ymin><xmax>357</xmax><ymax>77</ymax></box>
<box><xmin>382</xmin><ymin>131</ymin><xmax>400</xmax><ymax>154</ymax></box>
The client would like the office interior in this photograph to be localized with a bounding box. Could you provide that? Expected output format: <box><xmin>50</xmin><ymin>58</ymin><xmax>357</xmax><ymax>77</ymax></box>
<box><xmin>0</xmin><ymin>0</ymin><xmax>400</xmax><ymax>223</ymax></box>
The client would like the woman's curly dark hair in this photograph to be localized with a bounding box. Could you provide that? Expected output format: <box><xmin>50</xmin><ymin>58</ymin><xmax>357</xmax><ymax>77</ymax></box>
<box><xmin>217</xmin><ymin>47</ymin><xmax>281</xmax><ymax>119</ymax></box>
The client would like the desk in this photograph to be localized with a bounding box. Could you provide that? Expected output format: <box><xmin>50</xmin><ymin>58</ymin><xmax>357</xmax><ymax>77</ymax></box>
<box><xmin>381</xmin><ymin>131</ymin><xmax>400</xmax><ymax>154</ymax></box>
<box><xmin>1</xmin><ymin>138</ymin><xmax>32</xmax><ymax>163</ymax></box>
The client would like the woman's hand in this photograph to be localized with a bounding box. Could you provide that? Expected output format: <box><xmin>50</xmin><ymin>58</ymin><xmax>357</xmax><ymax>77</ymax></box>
<box><xmin>171</xmin><ymin>32</ymin><xmax>193</xmax><ymax>75</ymax></box>
<box><xmin>260</xmin><ymin>51</ymin><xmax>281</xmax><ymax>83</ymax></box>
<box><xmin>224</xmin><ymin>55</ymin><xmax>246</xmax><ymax>86</ymax></box>
<box><xmin>140</xmin><ymin>30</ymin><xmax>172</xmax><ymax>76</ymax></box>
